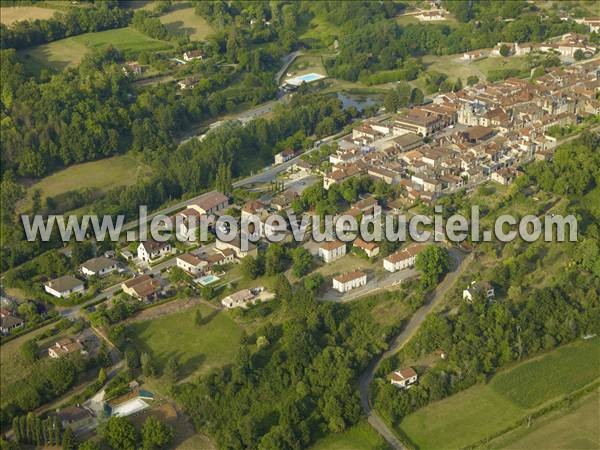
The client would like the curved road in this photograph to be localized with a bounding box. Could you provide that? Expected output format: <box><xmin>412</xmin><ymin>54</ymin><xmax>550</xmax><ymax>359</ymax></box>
<box><xmin>358</xmin><ymin>248</ymin><xmax>472</xmax><ymax>450</ymax></box>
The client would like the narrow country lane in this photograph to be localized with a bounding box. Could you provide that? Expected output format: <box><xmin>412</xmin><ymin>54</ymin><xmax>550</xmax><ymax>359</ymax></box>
<box><xmin>358</xmin><ymin>249</ymin><xmax>472</xmax><ymax>449</ymax></box>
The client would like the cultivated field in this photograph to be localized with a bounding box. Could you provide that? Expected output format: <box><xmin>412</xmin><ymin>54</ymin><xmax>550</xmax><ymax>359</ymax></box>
<box><xmin>128</xmin><ymin>303</ymin><xmax>243</xmax><ymax>381</ymax></box>
<box><xmin>398</xmin><ymin>338</ymin><xmax>600</xmax><ymax>449</ymax></box>
<box><xmin>0</xmin><ymin>6</ymin><xmax>60</xmax><ymax>25</ymax></box>
<box><xmin>311</xmin><ymin>421</ymin><xmax>388</xmax><ymax>450</ymax></box>
<box><xmin>19</xmin><ymin>154</ymin><xmax>153</xmax><ymax>213</ymax></box>
<box><xmin>159</xmin><ymin>6</ymin><xmax>214</xmax><ymax>41</ymax></box>
<box><xmin>18</xmin><ymin>27</ymin><xmax>173</xmax><ymax>72</ymax></box>
<box><xmin>492</xmin><ymin>390</ymin><xmax>600</xmax><ymax>450</ymax></box>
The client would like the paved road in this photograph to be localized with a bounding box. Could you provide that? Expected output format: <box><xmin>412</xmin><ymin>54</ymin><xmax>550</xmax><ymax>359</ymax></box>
<box><xmin>358</xmin><ymin>248</ymin><xmax>472</xmax><ymax>450</ymax></box>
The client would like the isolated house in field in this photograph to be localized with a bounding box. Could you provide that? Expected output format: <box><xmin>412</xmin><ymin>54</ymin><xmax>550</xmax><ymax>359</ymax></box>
<box><xmin>188</xmin><ymin>191</ymin><xmax>229</xmax><ymax>216</ymax></box>
<box><xmin>48</xmin><ymin>337</ymin><xmax>88</xmax><ymax>359</ymax></box>
<box><xmin>390</xmin><ymin>367</ymin><xmax>418</xmax><ymax>389</ymax></box>
<box><xmin>44</xmin><ymin>275</ymin><xmax>85</xmax><ymax>298</ymax></box>
<box><xmin>221</xmin><ymin>289</ymin><xmax>256</xmax><ymax>308</ymax></box>
<box><xmin>122</xmin><ymin>275</ymin><xmax>161</xmax><ymax>302</ymax></box>
<box><xmin>183</xmin><ymin>49</ymin><xmax>204</xmax><ymax>62</ymax></box>
<box><xmin>80</xmin><ymin>256</ymin><xmax>119</xmax><ymax>277</ymax></box>
<box><xmin>137</xmin><ymin>239</ymin><xmax>171</xmax><ymax>262</ymax></box>
<box><xmin>332</xmin><ymin>270</ymin><xmax>367</xmax><ymax>293</ymax></box>
<box><xmin>274</xmin><ymin>148</ymin><xmax>296</xmax><ymax>164</ymax></box>
<box><xmin>176</xmin><ymin>253</ymin><xmax>208</xmax><ymax>276</ymax></box>
<box><xmin>178</xmin><ymin>77</ymin><xmax>199</xmax><ymax>89</ymax></box>
<box><xmin>462</xmin><ymin>281</ymin><xmax>495</xmax><ymax>302</ymax></box>
<box><xmin>383</xmin><ymin>244</ymin><xmax>426</xmax><ymax>273</ymax></box>
<box><xmin>318</xmin><ymin>240</ymin><xmax>347</xmax><ymax>263</ymax></box>
<box><xmin>108</xmin><ymin>388</ymin><xmax>154</xmax><ymax>417</ymax></box>
<box><xmin>122</xmin><ymin>61</ymin><xmax>142</xmax><ymax>76</ymax></box>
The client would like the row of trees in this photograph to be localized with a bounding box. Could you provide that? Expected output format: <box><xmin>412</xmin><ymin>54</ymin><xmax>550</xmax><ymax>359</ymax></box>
<box><xmin>0</xmin><ymin>2</ymin><xmax>131</xmax><ymax>49</ymax></box>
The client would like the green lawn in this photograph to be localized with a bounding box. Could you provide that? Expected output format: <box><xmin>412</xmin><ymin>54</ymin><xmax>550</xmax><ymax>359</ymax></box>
<box><xmin>19</xmin><ymin>154</ymin><xmax>152</xmax><ymax>213</ymax></box>
<box><xmin>473</xmin><ymin>56</ymin><xmax>530</xmax><ymax>77</ymax></box>
<box><xmin>421</xmin><ymin>54</ymin><xmax>486</xmax><ymax>83</ymax></box>
<box><xmin>310</xmin><ymin>421</ymin><xmax>388</xmax><ymax>450</ymax></box>
<box><xmin>128</xmin><ymin>303</ymin><xmax>243</xmax><ymax>380</ymax></box>
<box><xmin>159</xmin><ymin>6</ymin><xmax>214</xmax><ymax>41</ymax></box>
<box><xmin>398</xmin><ymin>338</ymin><xmax>600</xmax><ymax>449</ymax></box>
<box><xmin>18</xmin><ymin>26</ymin><xmax>173</xmax><ymax>72</ymax></box>
<box><xmin>493</xmin><ymin>390</ymin><xmax>600</xmax><ymax>450</ymax></box>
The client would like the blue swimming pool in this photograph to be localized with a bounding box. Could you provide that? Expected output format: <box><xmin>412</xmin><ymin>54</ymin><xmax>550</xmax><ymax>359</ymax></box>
<box><xmin>196</xmin><ymin>274</ymin><xmax>220</xmax><ymax>286</ymax></box>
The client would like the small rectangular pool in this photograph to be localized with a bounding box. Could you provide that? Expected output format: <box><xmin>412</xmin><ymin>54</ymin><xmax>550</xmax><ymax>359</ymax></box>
<box><xmin>196</xmin><ymin>274</ymin><xmax>221</xmax><ymax>286</ymax></box>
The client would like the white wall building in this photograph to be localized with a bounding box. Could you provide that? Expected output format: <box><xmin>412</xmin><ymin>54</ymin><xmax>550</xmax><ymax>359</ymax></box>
<box><xmin>332</xmin><ymin>270</ymin><xmax>367</xmax><ymax>293</ymax></box>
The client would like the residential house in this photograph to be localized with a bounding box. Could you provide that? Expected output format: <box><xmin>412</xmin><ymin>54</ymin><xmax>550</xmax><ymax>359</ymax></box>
<box><xmin>183</xmin><ymin>50</ymin><xmax>204</xmax><ymax>62</ymax></box>
<box><xmin>44</xmin><ymin>276</ymin><xmax>85</xmax><ymax>299</ymax></box>
<box><xmin>416</xmin><ymin>10</ymin><xmax>445</xmax><ymax>21</ymax></box>
<box><xmin>221</xmin><ymin>289</ymin><xmax>256</xmax><ymax>308</ymax></box>
<box><xmin>390</xmin><ymin>367</ymin><xmax>418</xmax><ymax>389</ymax></box>
<box><xmin>491</xmin><ymin>167</ymin><xmax>517</xmax><ymax>185</ymax></box>
<box><xmin>176</xmin><ymin>253</ymin><xmax>208</xmax><ymax>275</ymax></box>
<box><xmin>274</xmin><ymin>148</ymin><xmax>296</xmax><ymax>164</ymax></box>
<box><xmin>215</xmin><ymin>235</ymin><xmax>258</xmax><ymax>259</ymax></box>
<box><xmin>353</xmin><ymin>238</ymin><xmax>380</xmax><ymax>258</ymax></box>
<box><xmin>0</xmin><ymin>312</ymin><xmax>24</xmax><ymax>335</ymax></box>
<box><xmin>318</xmin><ymin>240</ymin><xmax>346</xmax><ymax>263</ymax></box>
<box><xmin>137</xmin><ymin>240</ymin><xmax>172</xmax><ymax>262</ymax></box>
<box><xmin>80</xmin><ymin>256</ymin><xmax>119</xmax><ymax>278</ymax></box>
<box><xmin>122</xmin><ymin>275</ymin><xmax>162</xmax><ymax>302</ymax></box>
<box><xmin>48</xmin><ymin>337</ymin><xmax>88</xmax><ymax>359</ymax></box>
<box><xmin>383</xmin><ymin>244</ymin><xmax>426</xmax><ymax>272</ymax></box>
<box><xmin>462</xmin><ymin>50</ymin><xmax>485</xmax><ymax>60</ymax></box>
<box><xmin>55</xmin><ymin>406</ymin><xmax>95</xmax><ymax>434</ymax></box>
<box><xmin>271</xmin><ymin>190</ymin><xmax>299</xmax><ymax>211</ymax></box>
<box><xmin>332</xmin><ymin>270</ymin><xmax>367</xmax><ymax>293</ymax></box>
<box><xmin>178</xmin><ymin>77</ymin><xmax>199</xmax><ymax>89</ymax></box>
<box><xmin>394</xmin><ymin>109</ymin><xmax>446</xmax><ymax>137</ymax></box>
<box><xmin>188</xmin><ymin>190</ymin><xmax>229</xmax><ymax>215</ymax></box>
<box><xmin>122</xmin><ymin>61</ymin><xmax>142</xmax><ymax>76</ymax></box>
<box><xmin>463</xmin><ymin>281</ymin><xmax>495</xmax><ymax>302</ymax></box>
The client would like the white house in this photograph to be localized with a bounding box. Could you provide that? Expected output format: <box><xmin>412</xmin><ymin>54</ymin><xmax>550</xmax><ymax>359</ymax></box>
<box><xmin>332</xmin><ymin>270</ymin><xmax>367</xmax><ymax>293</ymax></box>
<box><xmin>80</xmin><ymin>256</ymin><xmax>119</xmax><ymax>277</ymax></box>
<box><xmin>183</xmin><ymin>50</ymin><xmax>204</xmax><ymax>62</ymax></box>
<box><xmin>463</xmin><ymin>281</ymin><xmax>495</xmax><ymax>302</ymax></box>
<box><xmin>176</xmin><ymin>253</ymin><xmax>208</xmax><ymax>276</ymax></box>
<box><xmin>318</xmin><ymin>240</ymin><xmax>346</xmax><ymax>263</ymax></box>
<box><xmin>221</xmin><ymin>289</ymin><xmax>256</xmax><ymax>308</ymax></box>
<box><xmin>416</xmin><ymin>10</ymin><xmax>445</xmax><ymax>21</ymax></box>
<box><xmin>137</xmin><ymin>240</ymin><xmax>172</xmax><ymax>262</ymax></box>
<box><xmin>383</xmin><ymin>244</ymin><xmax>426</xmax><ymax>272</ymax></box>
<box><xmin>44</xmin><ymin>275</ymin><xmax>85</xmax><ymax>298</ymax></box>
<box><xmin>215</xmin><ymin>235</ymin><xmax>258</xmax><ymax>259</ymax></box>
<box><xmin>274</xmin><ymin>148</ymin><xmax>296</xmax><ymax>164</ymax></box>
<box><xmin>390</xmin><ymin>367</ymin><xmax>418</xmax><ymax>389</ymax></box>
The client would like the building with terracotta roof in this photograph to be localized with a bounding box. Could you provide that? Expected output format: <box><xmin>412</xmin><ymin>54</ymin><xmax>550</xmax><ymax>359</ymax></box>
<box><xmin>389</xmin><ymin>367</ymin><xmax>417</xmax><ymax>389</ymax></box>
<box><xmin>122</xmin><ymin>275</ymin><xmax>162</xmax><ymax>301</ymax></box>
<box><xmin>353</xmin><ymin>238</ymin><xmax>380</xmax><ymax>258</ymax></box>
<box><xmin>318</xmin><ymin>240</ymin><xmax>346</xmax><ymax>263</ymax></box>
<box><xmin>383</xmin><ymin>244</ymin><xmax>427</xmax><ymax>272</ymax></box>
<box><xmin>188</xmin><ymin>190</ymin><xmax>229</xmax><ymax>215</ymax></box>
<box><xmin>332</xmin><ymin>270</ymin><xmax>367</xmax><ymax>293</ymax></box>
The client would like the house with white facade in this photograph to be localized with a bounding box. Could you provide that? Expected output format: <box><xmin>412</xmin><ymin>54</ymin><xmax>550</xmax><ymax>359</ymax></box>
<box><xmin>176</xmin><ymin>253</ymin><xmax>208</xmax><ymax>276</ymax></box>
<box><xmin>80</xmin><ymin>256</ymin><xmax>119</xmax><ymax>278</ymax></box>
<box><xmin>318</xmin><ymin>240</ymin><xmax>346</xmax><ymax>263</ymax></box>
<box><xmin>332</xmin><ymin>270</ymin><xmax>367</xmax><ymax>293</ymax></box>
<box><xmin>188</xmin><ymin>190</ymin><xmax>229</xmax><ymax>215</ymax></box>
<box><xmin>390</xmin><ymin>367</ymin><xmax>418</xmax><ymax>389</ymax></box>
<box><xmin>137</xmin><ymin>240</ymin><xmax>172</xmax><ymax>262</ymax></box>
<box><xmin>44</xmin><ymin>275</ymin><xmax>85</xmax><ymax>298</ymax></box>
<box><xmin>383</xmin><ymin>244</ymin><xmax>426</xmax><ymax>272</ymax></box>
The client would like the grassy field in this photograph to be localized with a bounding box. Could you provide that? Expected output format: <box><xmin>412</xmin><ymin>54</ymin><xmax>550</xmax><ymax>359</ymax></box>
<box><xmin>128</xmin><ymin>303</ymin><xmax>243</xmax><ymax>381</ymax></box>
<box><xmin>159</xmin><ymin>6</ymin><xmax>214</xmax><ymax>41</ymax></box>
<box><xmin>398</xmin><ymin>338</ymin><xmax>600</xmax><ymax>449</ymax></box>
<box><xmin>0</xmin><ymin>5</ymin><xmax>60</xmax><ymax>25</ymax></box>
<box><xmin>19</xmin><ymin>154</ymin><xmax>152</xmax><ymax>213</ymax></box>
<box><xmin>18</xmin><ymin>27</ymin><xmax>173</xmax><ymax>72</ymax></box>
<box><xmin>492</xmin><ymin>390</ymin><xmax>599</xmax><ymax>450</ymax></box>
<box><xmin>311</xmin><ymin>421</ymin><xmax>388</xmax><ymax>450</ymax></box>
<box><xmin>473</xmin><ymin>56</ymin><xmax>530</xmax><ymax>77</ymax></box>
<box><xmin>490</xmin><ymin>339</ymin><xmax>600</xmax><ymax>408</ymax></box>
<box><xmin>421</xmin><ymin>54</ymin><xmax>486</xmax><ymax>83</ymax></box>
<box><xmin>287</xmin><ymin>54</ymin><xmax>327</xmax><ymax>78</ymax></box>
